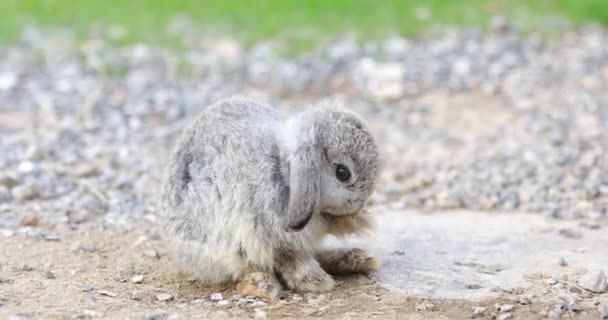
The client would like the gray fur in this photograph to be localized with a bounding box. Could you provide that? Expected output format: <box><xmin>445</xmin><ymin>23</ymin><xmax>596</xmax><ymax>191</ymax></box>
<box><xmin>158</xmin><ymin>96</ymin><xmax>380</xmax><ymax>292</ymax></box>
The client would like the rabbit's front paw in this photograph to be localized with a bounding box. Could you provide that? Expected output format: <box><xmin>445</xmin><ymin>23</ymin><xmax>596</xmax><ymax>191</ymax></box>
<box><xmin>316</xmin><ymin>248</ymin><xmax>379</xmax><ymax>275</ymax></box>
<box><xmin>280</xmin><ymin>262</ymin><xmax>335</xmax><ymax>292</ymax></box>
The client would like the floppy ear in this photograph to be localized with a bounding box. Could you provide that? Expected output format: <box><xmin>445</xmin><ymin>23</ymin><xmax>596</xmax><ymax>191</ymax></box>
<box><xmin>286</xmin><ymin>146</ymin><xmax>320</xmax><ymax>232</ymax></box>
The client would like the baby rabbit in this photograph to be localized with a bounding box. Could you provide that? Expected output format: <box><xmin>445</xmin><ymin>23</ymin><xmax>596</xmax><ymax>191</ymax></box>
<box><xmin>159</xmin><ymin>97</ymin><xmax>380</xmax><ymax>294</ymax></box>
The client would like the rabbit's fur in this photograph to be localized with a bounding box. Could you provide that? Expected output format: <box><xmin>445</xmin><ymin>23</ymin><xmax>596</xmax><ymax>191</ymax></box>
<box><xmin>159</xmin><ymin>97</ymin><xmax>380</xmax><ymax>293</ymax></box>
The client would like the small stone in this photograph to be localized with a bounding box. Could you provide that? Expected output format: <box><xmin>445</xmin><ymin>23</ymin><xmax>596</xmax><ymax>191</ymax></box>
<box><xmin>145</xmin><ymin>311</ymin><xmax>167</xmax><ymax>320</ymax></box>
<box><xmin>466</xmin><ymin>283</ymin><xmax>482</xmax><ymax>289</ymax></box>
<box><xmin>216</xmin><ymin>300</ymin><xmax>229</xmax><ymax>306</ymax></box>
<box><xmin>25</xmin><ymin>146</ymin><xmax>43</xmax><ymax>160</ymax></box>
<box><xmin>21</xmin><ymin>264</ymin><xmax>34</xmax><ymax>271</ymax></box>
<box><xmin>11</xmin><ymin>184</ymin><xmax>39</xmax><ymax>201</ymax></box>
<box><xmin>498</xmin><ymin>313</ymin><xmax>513</xmax><ymax>320</ymax></box>
<box><xmin>414</xmin><ymin>301</ymin><xmax>436</xmax><ymax>312</ymax></box>
<box><xmin>251</xmin><ymin>301</ymin><xmax>267</xmax><ymax>307</ymax></box>
<box><xmin>82</xmin><ymin>310</ymin><xmax>103</xmax><ymax>318</ymax></box>
<box><xmin>471</xmin><ymin>307</ymin><xmax>486</xmax><ymax>318</ymax></box>
<box><xmin>599</xmin><ymin>304</ymin><xmax>608</xmax><ymax>319</ymax></box>
<box><xmin>167</xmin><ymin>314</ymin><xmax>181</xmax><ymax>320</ymax></box>
<box><xmin>156</xmin><ymin>293</ymin><xmax>173</xmax><ymax>302</ymax></box>
<box><xmin>559</xmin><ymin>228</ymin><xmax>582</xmax><ymax>239</ymax></box>
<box><xmin>143</xmin><ymin>249</ymin><xmax>159</xmax><ymax>258</ymax></box>
<box><xmin>548</xmin><ymin>310</ymin><xmax>561</xmax><ymax>320</ymax></box>
<box><xmin>15</xmin><ymin>312</ymin><xmax>34</xmax><ymax>319</ymax></box>
<box><xmin>98</xmin><ymin>290</ymin><xmax>117</xmax><ymax>297</ymax></box>
<box><xmin>74</xmin><ymin>165</ymin><xmax>100</xmax><ymax>178</ymax></box>
<box><xmin>82</xmin><ymin>283</ymin><xmax>95</xmax><ymax>292</ymax></box>
<box><xmin>20</xmin><ymin>216</ymin><xmax>39</xmax><ymax>227</ymax></box>
<box><xmin>307</xmin><ymin>294</ymin><xmax>326</xmax><ymax>305</ymax></box>
<box><xmin>231</xmin><ymin>294</ymin><xmax>243</xmax><ymax>301</ymax></box>
<box><xmin>45</xmin><ymin>271</ymin><xmax>55</xmax><ymax>279</ymax></box>
<box><xmin>254</xmin><ymin>309</ymin><xmax>267</xmax><ymax>320</ymax></box>
<box><xmin>561</xmin><ymin>295</ymin><xmax>581</xmax><ymax>312</ymax></box>
<box><xmin>210</xmin><ymin>293</ymin><xmax>223</xmax><ymax>301</ymax></box>
<box><xmin>577</xmin><ymin>270</ymin><xmax>607</xmax><ymax>293</ymax></box>
<box><xmin>131</xmin><ymin>290</ymin><xmax>144</xmax><ymax>301</ymax></box>
<box><xmin>500</xmin><ymin>304</ymin><xmax>514</xmax><ymax>313</ymax></box>
<box><xmin>1</xmin><ymin>229</ymin><xmax>15</xmax><ymax>238</ymax></box>
<box><xmin>131</xmin><ymin>274</ymin><xmax>144</xmax><ymax>284</ymax></box>
<box><xmin>71</xmin><ymin>243</ymin><xmax>96</xmax><ymax>253</ymax></box>
<box><xmin>42</xmin><ymin>232</ymin><xmax>60</xmax><ymax>241</ymax></box>
<box><xmin>558</xmin><ymin>257</ymin><xmax>568</xmax><ymax>267</ymax></box>
<box><xmin>0</xmin><ymin>174</ymin><xmax>18</xmax><ymax>188</ymax></box>
<box><xmin>517</xmin><ymin>295</ymin><xmax>532</xmax><ymax>305</ymax></box>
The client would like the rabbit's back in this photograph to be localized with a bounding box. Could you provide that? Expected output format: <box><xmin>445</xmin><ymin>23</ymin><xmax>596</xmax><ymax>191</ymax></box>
<box><xmin>159</xmin><ymin>98</ymin><xmax>288</xmax><ymax>282</ymax></box>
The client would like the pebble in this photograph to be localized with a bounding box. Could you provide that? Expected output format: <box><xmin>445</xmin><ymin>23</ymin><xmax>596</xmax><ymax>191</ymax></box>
<box><xmin>1</xmin><ymin>229</ymin><xmax>15</xmax><ymax>238</ymax></box>
<box><xmin>599</xmin><ymin>304</ymin><xmax>608</xmax><ymax>319</ymax></box>
<box><xmin>561</xmin><ymin>295</ymin><xmax>581</xmax><ymax>312</ymax></box>
<box><xmin>209</xmin><ymin>293</ymin><xmax>223</xmax><ymax>301</ymax></box>
<box><xmin>45</xmin><ymin>271</ymin><xmax>55</xmax><ymax>279</ymax></box>
<box><xmin>131</xmin><ymin>274</ymin><xmax>144</xmax><ymax>284</ymax></box>
<box><xmin>251</xmin><ymin>301</ymin><xmax>267</xmax><ymax>307</ymax></box>
<box><xmin>216</xmin><ymin>300</ymin><xmax>229</xmax><ymax>306</ymax></box>
<box><xmin>131</xmin><ymin>290</ymin><xmax>144</xmax><ymax>301</ymax></box>
<box><xmin>558</xmin><ymin>228</ymin><xmax>582</xmax><ymax>239</ymax></box>
<box><xmin>20</xmin><ymin>216</ymin><xmax>40</xmax><ymax>227</ymax></box>
<box><xmin>21</xmin><ymin>264</ymin><xmax>34</xmax><ymax>272</ymax></box>
<box><xmin>414</xmin><ymin>301</ymin><xmax>436</xmax><ymax>312</ymax></box>
<box><xmin>498</xmin><ymin>313</ymin><xmax>513</xmax><ymax>320</ymax></box>
<box><xmin>254</xmin><ymin>309</ymin><xmax>268</xmax><ymax>320</ymax></box>
<box><xmin>11</xmin><ymin>184</ymin><xmax>39</xmax><ymax>201</ymax></box>
<box><xmin>98</xmin><ymin>290</ymin><xmax>117</xmax><ymax>297</ymax></box>
<box><xmin>144</xmin><ymin>249</ymin><xmax>159</xmax><ymax>258</ymax></box>
<box><xmin>547</xmin><ymin>310</ymin><xmax>561</xmax><ymax>320</ymax></box>
<box><xmin>307</xmin><ymin>294</ymin><xmax>327</xmax><ymax>305</ymax></box>
<box><xmin>145</xmin><ymin>311</ymin><xmax>167</xmax><ymax>320</ymax></box>
<box><xmin>82</xmin><ymin>283</ymin><xmax>95</xmax><ymax>292</ymax></box>
<box><xmin>156</xmin><ymin>293</ymin><xmax>173</xmax><ymax>302</ymax></box>
<box><xmin>167</xmin><ymin>314</ymin><xmax>181</xmax><ymax>320</ymax></box>
<box><xmin>558</xmin><ymin>257</ymin><xmax>568</xmax><ymax>267</ymax></box>
<box><xmin>471</xmin><ymin>307</ymin><xmax>485</xmax><ymax>318</ymax></box>
<box><xmin>0</xmin><ymin>174</ymin><xmax>18</xmax><ymax>188</ymax></box>
<box><xmin>71</xmin><ymin>243</ymin><xmax>96</xmax><ymax>254</ymax></box>
<box><xmin>42</xmin><ymin>232</ymin><xmax>60</xmax><ymax>241</ymax></box>
<box><xmin>499</xmin><ymin>304</ymin><xmax>514</xmax><ymax>313</ymax></box>
<box><xmin>577</xmin><ymin>270</ymin><xmax>607</xmax><ymax>293</ymax></box>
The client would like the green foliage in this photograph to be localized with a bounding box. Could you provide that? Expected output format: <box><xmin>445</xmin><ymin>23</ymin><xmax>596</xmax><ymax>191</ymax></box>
<box><xmin>1</xmin><ymin>0</ymin><xmax>607</xmax><ymax>47</ymax></box>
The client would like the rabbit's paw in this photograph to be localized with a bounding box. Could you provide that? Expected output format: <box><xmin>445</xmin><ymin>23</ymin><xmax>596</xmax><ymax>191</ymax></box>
<box><xmin>236</xmin><ymin>272</ymin><xmax>285</xmax><ymax>301</ymax></box>
<box><xmin>279</xmin><ymin>261</ymin><xmax>335</xmax><ymax>292</ymax></box>
<box><xmin>316</xmin><ymin>248</ymin><xmax>379</xmax><ymax>275</ymax></box>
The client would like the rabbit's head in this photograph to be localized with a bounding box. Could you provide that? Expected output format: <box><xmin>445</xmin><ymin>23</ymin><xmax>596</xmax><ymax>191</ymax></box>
<box><xmin>282</xmin><ymin>103</ymin><xmax>380</xmax><ymax>231</ymax></box>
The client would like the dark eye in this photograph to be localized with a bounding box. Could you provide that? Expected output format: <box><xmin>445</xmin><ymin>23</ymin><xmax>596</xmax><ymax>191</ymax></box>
<box><xmin>335</xmin><ymin>164</ymin><xmax>351</xmax><ymax>182</ymax></box>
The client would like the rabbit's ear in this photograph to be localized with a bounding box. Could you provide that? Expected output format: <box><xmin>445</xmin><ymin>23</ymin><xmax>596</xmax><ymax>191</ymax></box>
<box><xmin>286</xmin><ymin>147</ymin><xmax>320</xmax><ymax>232</ymax></box>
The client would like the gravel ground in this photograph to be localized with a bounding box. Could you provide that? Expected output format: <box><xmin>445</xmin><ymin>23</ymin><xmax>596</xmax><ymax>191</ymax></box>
<box><xmin>1</xmin><ymin>18</ymin><xmax>608</xmax><ymax>319</ymax></box>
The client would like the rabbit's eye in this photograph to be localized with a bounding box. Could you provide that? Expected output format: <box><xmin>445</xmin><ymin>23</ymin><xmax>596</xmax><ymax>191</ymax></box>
<box><xmin>335</xmin><ymin>164</ymin><xmax>351</xmax><ymax>182</ymax></box>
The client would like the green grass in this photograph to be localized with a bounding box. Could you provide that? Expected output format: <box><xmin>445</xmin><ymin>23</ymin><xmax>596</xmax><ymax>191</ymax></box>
<box><xmin>1</xmin><ymin>0</ymin><xmax>607</xmax><ymax>49</ymax></box>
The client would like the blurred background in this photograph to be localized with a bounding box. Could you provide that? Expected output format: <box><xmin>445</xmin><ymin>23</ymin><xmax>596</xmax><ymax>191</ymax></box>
<box><xmin>1</xmin><ymin>1</ymin><xmax>608</xmax><ymax>319</ymax></box>
<box><xmin>1</xmin><ymin>0</ymin><xmax>608</xmax><ymax>47</ymax></box>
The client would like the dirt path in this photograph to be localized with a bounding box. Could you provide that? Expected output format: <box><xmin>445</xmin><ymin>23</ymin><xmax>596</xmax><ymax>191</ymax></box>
<box><xmin>1</xmin><ymin>211</ymin><xmax>603</xmax><ymax>319</ymax></box>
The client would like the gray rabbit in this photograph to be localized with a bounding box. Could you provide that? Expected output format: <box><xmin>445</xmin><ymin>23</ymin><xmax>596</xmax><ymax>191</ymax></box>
<box><xmin>159</xmin><ymin>97</ymin><xmax>380</xmax><ymax>295</ymax></box>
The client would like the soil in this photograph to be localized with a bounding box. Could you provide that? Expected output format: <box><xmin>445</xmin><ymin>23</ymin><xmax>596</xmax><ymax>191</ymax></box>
<box><xmin>0</xmin><ymin>213</ymin><xmax>600</xmax><ymax>320</ymax></box>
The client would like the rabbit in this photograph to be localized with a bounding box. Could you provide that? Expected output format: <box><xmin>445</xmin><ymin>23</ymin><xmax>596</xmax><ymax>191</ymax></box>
<box><xmin>158</xmin><ymin>96</ymin><xmax>380</xmax><ymax>295</ymax></box>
